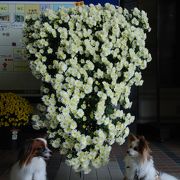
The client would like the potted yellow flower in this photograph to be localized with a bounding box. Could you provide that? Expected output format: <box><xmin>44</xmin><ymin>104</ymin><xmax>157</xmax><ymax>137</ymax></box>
<box><xmin>0</xmin><ymin>93</ymin><xmax>33</xmax><ymax>140</ymax></box>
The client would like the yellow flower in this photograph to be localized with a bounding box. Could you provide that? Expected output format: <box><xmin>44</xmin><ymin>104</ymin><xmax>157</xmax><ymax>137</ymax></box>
<box><xmin>0</xmin><ymin>93</ymin><xmax>33</xmax><ymax>128</ymax></box>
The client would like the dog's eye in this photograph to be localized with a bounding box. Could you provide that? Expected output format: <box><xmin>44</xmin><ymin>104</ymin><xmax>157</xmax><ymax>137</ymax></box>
<box><xmin>134</xmin><ymin>147</ymin><xmax>138</xmax><ymax>151</ymax></box>
<box><xmin>37</xmin><ymin>147</ymin><xmax>45</xmax><ymax>151</ymax></box>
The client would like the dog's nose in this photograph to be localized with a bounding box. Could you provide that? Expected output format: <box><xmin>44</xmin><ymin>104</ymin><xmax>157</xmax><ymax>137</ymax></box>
<box><xmin>45</xmin><ymin>147</ymin><xmax>52</xmax><ymax>155</ymax></box>
<box><xmin>47</xmin><ymin>148</ymin><xmax>52</xmax><ymax>156</ymax></box>
<box><xmin>127</xmin><ymin>150</ymin><xmax>130</xmax><ymax>154</ymax></box>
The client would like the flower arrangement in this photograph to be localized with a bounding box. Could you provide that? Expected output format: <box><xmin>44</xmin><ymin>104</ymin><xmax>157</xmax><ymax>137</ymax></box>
<box><xmin>23</xmin><ymin>3</ymin><xmax>151</xmax><ymax>174</ymax></box>
<box><xmin>0</xmin><ymin>93</ymin><xmax>33</xmax><ymax>128</ymax></box>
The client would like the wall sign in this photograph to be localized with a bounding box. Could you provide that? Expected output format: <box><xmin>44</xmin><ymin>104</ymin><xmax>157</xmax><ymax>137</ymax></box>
<box><xmin>0</xmin><ymin>1</ymin><xmax>78</xmax><ymax>73</ymax></box>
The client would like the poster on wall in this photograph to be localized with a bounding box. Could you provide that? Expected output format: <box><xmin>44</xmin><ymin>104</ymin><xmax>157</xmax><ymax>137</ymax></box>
<box><xmin>0</xmin><ymin>1</ymin><xmax>83</xmax><ymax>73</ymax></box>
<box><xmin>0</xmin><ymin>1</ymin><xmax>84</xmax><ymax>93</ymax></box>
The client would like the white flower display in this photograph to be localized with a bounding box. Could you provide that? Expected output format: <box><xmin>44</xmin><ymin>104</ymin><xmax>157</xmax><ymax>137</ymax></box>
<box><xmin>24</xmin><ymin>3</ymin><xmax>151</xmax><ymax>174</ymax></box>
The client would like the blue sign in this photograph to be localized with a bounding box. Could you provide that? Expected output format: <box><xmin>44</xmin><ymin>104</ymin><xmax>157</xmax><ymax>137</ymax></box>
<box><xmin>84</xmin><ymin>0</ymin><xmax>119</xmax><ymax>5</ymax></box>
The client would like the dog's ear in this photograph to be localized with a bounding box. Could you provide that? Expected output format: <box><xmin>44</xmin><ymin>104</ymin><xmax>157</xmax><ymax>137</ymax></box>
<box><xmin>139</xmin><ymin>137</ymin><xmax>146</xmax><ymax>151</ymax></box>
<box><xmin>128</xmin><ymin>133</ymin><xmax>137</xmax><ymax>142</ymax></box>
<box><xmin>18</xmin><ymin>139</ymin><xmax>34</xmax><ymax>167</ymax></box>
<box><xmin>138</xmin><ymin>136</ymin><xmax>151</xmax><ymax>160</ymax></box>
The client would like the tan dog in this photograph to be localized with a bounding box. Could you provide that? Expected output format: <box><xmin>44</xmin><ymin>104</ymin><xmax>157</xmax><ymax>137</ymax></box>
<box><xmin>124</xmin><ymin>134</ymin><xmax>177</xmax><ymax>180</ymax></box>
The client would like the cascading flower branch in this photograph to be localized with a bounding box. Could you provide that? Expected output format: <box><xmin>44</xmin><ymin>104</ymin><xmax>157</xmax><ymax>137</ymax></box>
<box><xmin>23</xmin><ymin>3</ymin><xmax>151</xmax><ymax>174</ymax></box>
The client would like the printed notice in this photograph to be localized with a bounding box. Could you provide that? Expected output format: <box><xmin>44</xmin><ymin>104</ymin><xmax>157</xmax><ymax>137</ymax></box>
<box><xmin>0</xmin><ymin>1</ymin><xmax>80</xmax><ymax>72</ymax></box>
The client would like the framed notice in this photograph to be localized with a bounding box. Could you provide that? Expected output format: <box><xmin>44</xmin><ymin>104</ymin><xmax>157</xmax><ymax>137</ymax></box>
<box><xmin>0</xmin><ymin>1</ymin><xmax>81</xmax><ymax>94</ymax></box>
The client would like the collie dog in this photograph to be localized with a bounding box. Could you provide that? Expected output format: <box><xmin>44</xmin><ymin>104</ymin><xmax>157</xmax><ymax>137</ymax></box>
<box><xmin>124</xmin><ymin>134</ymin><xmax>178</xmax><ymax>180</ymax></box>
<box><xmin>10</xmin><ymin>138</ymin><xmax>51</xmax><ymax>180</ymax></box>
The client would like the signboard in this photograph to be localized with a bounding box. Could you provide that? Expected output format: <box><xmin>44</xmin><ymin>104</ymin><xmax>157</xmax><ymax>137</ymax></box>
<box><xmin>0</xmin><ymin>1</ymin><xmax>79</xmax><ymax>93</ymax></box>
<box><xmin>0</xmin><ymin>1</ymin><xmax>78</xmax><ymax>73</ymax></box>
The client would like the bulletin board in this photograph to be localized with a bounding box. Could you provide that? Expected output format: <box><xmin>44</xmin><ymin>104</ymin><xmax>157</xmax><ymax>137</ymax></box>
<box><xmin>0</xmin><ymin>1</ymin><xmax>78</xmax><ymax>94</ymax></box>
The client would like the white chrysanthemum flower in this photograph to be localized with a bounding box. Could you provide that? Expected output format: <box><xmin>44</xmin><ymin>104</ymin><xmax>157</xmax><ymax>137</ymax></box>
<box><xmin>32</xmin><ymin>114</ymin><xmax>40</xmax><ymax>121</ymax></box>
<box><xmin>76</xmin><ymin>109</ymin><xmax>84</xmax><ymax>118</ymax></box>
<box><xmin>24</xmin><ymin>3</ymin><xmax>151</xmax><ymax>174</ymax></box>
<box><xmin>52</xmin><ymin>139</ymin><xmax>61</xmax><ymax>148</ymax></box>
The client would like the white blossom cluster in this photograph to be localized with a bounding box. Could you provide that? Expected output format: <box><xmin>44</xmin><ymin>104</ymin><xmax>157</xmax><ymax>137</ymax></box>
<box><xmin>24</xmin><ymin>3</ymin><xmax>151</xmax><ymax>174</ymax></box>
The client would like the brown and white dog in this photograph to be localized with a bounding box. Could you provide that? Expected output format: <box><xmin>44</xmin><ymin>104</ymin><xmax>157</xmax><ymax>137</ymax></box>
<box><xmin>124</xmin><ymin>134</ymin><xmax>178</xmax><ymax>180</ymax></box>
<box><xmin>10</xmin><ymin>138</ymin><xmax>52</xmax><ymax>180</ymax></box>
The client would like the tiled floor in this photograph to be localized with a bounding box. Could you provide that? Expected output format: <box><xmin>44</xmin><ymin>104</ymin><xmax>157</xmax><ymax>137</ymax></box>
<box><xmin>0</xmin><ymin>140</ymin><xmax>180</xmax><ymax>180</ymax></box>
